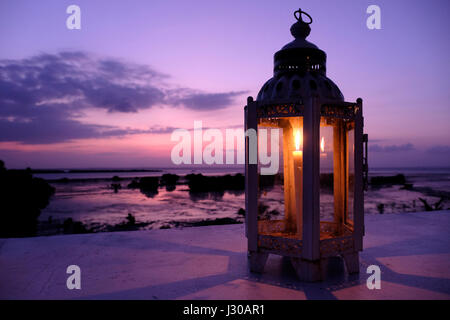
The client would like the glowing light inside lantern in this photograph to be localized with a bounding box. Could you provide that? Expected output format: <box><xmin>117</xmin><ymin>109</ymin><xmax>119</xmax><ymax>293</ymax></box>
<box><xmin>292</xmin><ymin>128</ymin><xmax>303</xmax><ymax>237</ymax></box>
<box><xmin>321</xmin><ymin>137</ymin><xmax>325</xmax><ymax>153</ymax></box>
<box><xmin>294</xmin><ymin>129</ymin><xmax>302</xmax><ymax>151</ymax></box>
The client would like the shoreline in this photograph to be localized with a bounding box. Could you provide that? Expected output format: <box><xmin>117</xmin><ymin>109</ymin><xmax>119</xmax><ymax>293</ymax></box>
<box><xmin>36</xmin><ymin>208</ymin><xmax>450</xmax><ymax>239</ymax></box>
<box><xmin>0</xmin><ymin>165</ymin><xmax>445</xmax><ymax>238</ymax></box>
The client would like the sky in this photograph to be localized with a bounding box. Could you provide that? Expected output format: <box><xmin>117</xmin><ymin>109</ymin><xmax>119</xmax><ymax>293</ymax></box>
<box><xmin>0</xmin><ymin>0</ymin><xmax>449</xmax><ymax>169</ymax></box>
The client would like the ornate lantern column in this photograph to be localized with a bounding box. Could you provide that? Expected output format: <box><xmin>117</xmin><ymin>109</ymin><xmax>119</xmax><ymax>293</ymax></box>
<box><xmin>244</xmin><ymin>9</ymin><xmax>368</xmax><ymax>281</ymax></box>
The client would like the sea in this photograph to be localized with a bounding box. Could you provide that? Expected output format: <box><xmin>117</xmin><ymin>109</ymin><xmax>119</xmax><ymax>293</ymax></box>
<box><xmin>35</xmin><ymin>167</ymin><xmax>450</xmax><ymax>234</ymax></box>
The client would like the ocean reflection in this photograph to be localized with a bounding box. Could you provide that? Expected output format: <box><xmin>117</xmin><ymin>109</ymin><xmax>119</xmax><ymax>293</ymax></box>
<box><xmin>189</xmin><ymin>191</ymin><xmax>225</xmax><ymax>202</ymax></box>
<box><xmin>140</xmin><ymin>189</ymin><xmax>158</xmax><ymax>198</ymax></box>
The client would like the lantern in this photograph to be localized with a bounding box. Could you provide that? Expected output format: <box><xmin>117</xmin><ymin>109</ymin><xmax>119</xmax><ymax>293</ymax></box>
<box><xmin>244</xmin><ymin>9</ymin><xmax>368</xmax><ymax>281</ymax></box>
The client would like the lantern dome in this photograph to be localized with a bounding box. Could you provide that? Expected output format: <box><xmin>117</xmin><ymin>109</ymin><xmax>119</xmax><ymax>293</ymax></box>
<box><xmin>256</xmin><ymin>9</ymin><xmax>344</xmax><ymax>102</ymax></box>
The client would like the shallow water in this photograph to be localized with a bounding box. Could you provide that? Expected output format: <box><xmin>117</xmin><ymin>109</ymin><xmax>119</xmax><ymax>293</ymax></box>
<box><xmin>39</xmin><ymin>168</ymin><xmax>450</xmax><ymax>232</ymax></box>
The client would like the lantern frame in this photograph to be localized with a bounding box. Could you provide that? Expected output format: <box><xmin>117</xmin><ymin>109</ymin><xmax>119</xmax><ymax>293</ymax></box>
<box><xmin>244</xmin><ymin>96</ymin><xmax>366</xmax><ymax>281</ymax></box>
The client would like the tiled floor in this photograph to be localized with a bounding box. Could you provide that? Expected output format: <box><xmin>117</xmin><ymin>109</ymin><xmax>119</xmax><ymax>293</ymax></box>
<box><xmin>0</xmin><ymin>211</ymin><xmax>449</xmax><ymax>299</ymax></box>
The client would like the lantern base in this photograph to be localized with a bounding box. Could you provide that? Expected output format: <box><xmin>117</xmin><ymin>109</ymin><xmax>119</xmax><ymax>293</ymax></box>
<box><xmin>290</xmin><ymin>253</ymin><xmax>360</xmax><ymax>282</ymax></box>
<box><xmin>249</xmin><ymin>220</ymin><xmax>361</xmax><ymax>281</ymax></box>
<box><xmin>342</xmin><ymin>252</ymin><xmax>360</xmax><ymax>274</ymax></box>
<box><xmin>290</xmin><ymin>257</ymin><xmax>324</xmax><ymax>282</ymax></box>
<box><xmin>247</xmin><ymin>251</ymin><xmax>360</xmax><ymax>282</ymax></box>
<box><xmin>248</xmin><ymin>251</ymin><xmax>269</xmax><ymax>273</ymax></box>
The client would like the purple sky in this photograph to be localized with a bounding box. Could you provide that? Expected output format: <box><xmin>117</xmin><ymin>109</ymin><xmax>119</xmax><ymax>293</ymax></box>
<box><xmin>0</xmin><ymin>0</ymin><xmax>449</xmax><ymax>168</ymax></box>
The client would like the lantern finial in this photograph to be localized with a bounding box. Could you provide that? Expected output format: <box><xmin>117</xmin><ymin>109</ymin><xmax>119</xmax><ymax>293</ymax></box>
<box><xmin>291</xmin><ymin>9</ymin><xmax>312</xmax><ymax>39</ymax></box>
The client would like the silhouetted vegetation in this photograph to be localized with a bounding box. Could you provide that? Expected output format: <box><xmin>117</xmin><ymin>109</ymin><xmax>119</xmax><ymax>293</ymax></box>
<box><xmin>418</xmin><ymin>197</ymin><xmax>444</xmax><ymax>211</ymax></box>
<box><xmin>371</xmin><ymin>174</ymin><xmax>406</xmax><ymax>186</ymax></box>
<box><xmin>110</xmin><ymin>183</ymin><xmax>121</xmax><ymax>193</ymax></box>
<box><xmin>127</xmin><ymin>178</ymin><xmax>140</xmax><ymax>189</ymax></box>
<box><xmin>54</xmin><ymin>214</ymin><xmax>152</xmax><ymax>234</ymax></box>
<box><xmin>63</xmin><ymin>218</ymin><xmax>90</xmax><ymax>234</ymax></box>
<box><xmin>318</xmin><ymin>173</ymin><xmax>355</xmax><ymax>191</ymax></box>
<box><xmin>31</xmin><ymin>169</ymin><xmax>161</xmax><ymax>174</ymax></box>
<box><xmin>171</xmin><ymin>217</ymin><xmax>242</xmax><ymax>227</ymax></box>
<box><xmin>127</xmin><ymin>177</ymin><xmax>159</xmax><ymax>197</ymax></box>
<box><xmin>161</xmin><ymin>173</ymin><xmax>179</xmax><ymax>185</ymax></box>
<box><xmin>125</xmin><ymin>213</ymin><xmax>136</xmax><ymax>225</ymax></box>
<box><xmin>320</xmin><ymin>173</ymin><xmax>334</xmax><ymax>190</ymax></box>
<box><xmin>137</xmin><ymin>177</ymin><xmax>159</xmax><ymax>192</ymax></box>
<box><xmin>0</xmin><ymin>160</ymin><xmax>55</xmax><ymax>238</ymax></box>
<box><xmin>401</xmin><ymin>183</ymin><xmax>413</xmax><ymax>190</ymax></box>
<box><xmin>258</xmin><ymin>203</ymin><xmax>280</xmax><ymax>220</ymax></box>
<box><xmin>259</xmin><ymin>174</ymin><xmax>277</xmax><ymax>190</ymax></box>
<box><xmin>46</xmin><ymin>212</ymin><xmax>243</xmax><ymax>234</ymax></box>
<box><xmin>185</xmin><ymin>173</ymin><xmax>244</xmax><ymax>192</ymax></box>
<box><xmin>103</xmin><ymin>213</ymin><xmax>153</xmax><ymax>232</ymax></box>
<box><xmin>161</xmin><ymin>173</ymin><xmax>179</xmax><ymax>191</ymax></box>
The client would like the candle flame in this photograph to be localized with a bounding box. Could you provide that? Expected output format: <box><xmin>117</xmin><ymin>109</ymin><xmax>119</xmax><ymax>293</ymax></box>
<box><xmin>321</xmin><ymin>137</ymin><xmax>325</xmax><ymax>153</ymax></box>
<box><xmin>294</xmin><ymin>130</ymin><xmax>302</xmax><ymax>151</ymax></box>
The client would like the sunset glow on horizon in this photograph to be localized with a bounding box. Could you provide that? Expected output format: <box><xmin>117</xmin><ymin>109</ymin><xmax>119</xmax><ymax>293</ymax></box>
<box><xmin>1</xmin><ymin>0</ymin><xmax>449</xmax><ymax>169</ymax></box>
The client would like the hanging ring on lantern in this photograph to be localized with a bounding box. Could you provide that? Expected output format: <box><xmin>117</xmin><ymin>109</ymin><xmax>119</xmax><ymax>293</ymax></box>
<box><xmin>294</xmin><ymin>9</ymin><xmax>312</xmax><ymax>24</ymax></box>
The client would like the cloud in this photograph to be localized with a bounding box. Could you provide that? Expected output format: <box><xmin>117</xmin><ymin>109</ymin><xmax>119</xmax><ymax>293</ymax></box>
<box><xmin>370</xmin><ymin>143</ymin><xmax>414</xmax><ymax>152</ymax></box>
<box><xmin>146</xmin><ymin>126</ymin><xmax>179</xmax><ymax>134</ymax></box>
<box><xmin>0</xmin><ymin>51</ymin><xmax>247</xmax><ymax>144</ymax></box>
<box><xmin>169</xmin><ymin>89</ymin><xmax>247</xmax><ymax>111</ymax></box>
<box><xmin>426</xmin><ymin>145</ymin><xmax>450</xmax><ymax>154</ymax></box>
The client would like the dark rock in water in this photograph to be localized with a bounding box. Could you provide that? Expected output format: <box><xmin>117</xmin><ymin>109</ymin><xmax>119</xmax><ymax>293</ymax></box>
<box><xmin>371</xmin><ymin>174</ymin><xmax>406</xmax><ymax>186</ymax></box>
<box><xmin>0</xmin><ymin>160</ymin><xmax>55</xmax><ymax>237</ymax></box>
<box><xmin>58</xmin><ymin>177</ymin><xmax>70</xmax><ymax>183</ymax></box>
<box><xmin>237</xmin><ymin>208</ymin><xmax>246</xmax><ymax>216</ymax></box>
<box><xmin>185</xmin><ymin>173</ymin><xmax>244</xmax><ymax>192</ymax></box>
<box><xmin>112</xmin><ymin>175</ymin><xmax>121</xmax><ymax>182</ymax></box>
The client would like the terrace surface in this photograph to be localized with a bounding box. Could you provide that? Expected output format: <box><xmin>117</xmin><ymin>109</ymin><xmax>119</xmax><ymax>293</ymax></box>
<box><xmin>0</xmin><ymin>210</ymin><xmax>449</xmax><ymax>300</ymax></box>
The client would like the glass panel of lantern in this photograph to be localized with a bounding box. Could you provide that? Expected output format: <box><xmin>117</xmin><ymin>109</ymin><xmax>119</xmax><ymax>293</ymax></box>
<box><xmin>257</xmin><ymin>116</ymin><xmax>304</xmax><ymax>240</ymax></box>
<box><xmin>319</xmin><ymin>115</ymin><xmax>356</xmax><ymax>239</ymax></box>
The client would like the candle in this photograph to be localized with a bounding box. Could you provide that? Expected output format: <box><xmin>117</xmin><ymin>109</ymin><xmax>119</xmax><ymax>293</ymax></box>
<box><xmin>293</xmin><ymin>130</ymin><xmax>303</xmax><ymax>238</ymax></box>
<box><xmin>320</xmin><ymin>136</ymin><xmax>327</xmax><ymax>158</ymax></box>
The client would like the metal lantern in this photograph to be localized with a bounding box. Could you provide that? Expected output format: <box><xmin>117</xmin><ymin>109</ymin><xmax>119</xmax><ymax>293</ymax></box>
<box><xmin>244</xmin><ymin>9</ymin><xmax>368</xmax><ymax>281</ymax></box>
